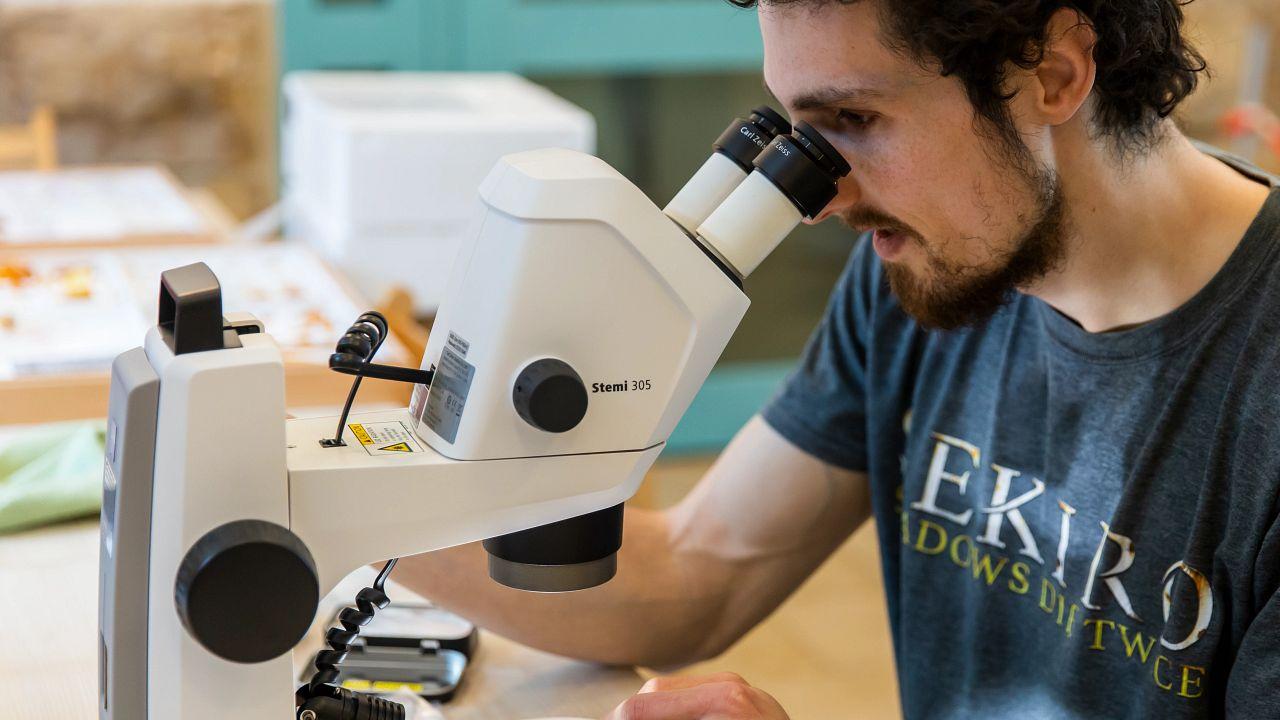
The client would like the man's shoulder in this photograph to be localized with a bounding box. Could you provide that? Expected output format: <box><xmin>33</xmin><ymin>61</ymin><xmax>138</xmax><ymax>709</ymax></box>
<box><xmin>1196</xmin><ymin>140</ymin><xmax>1280</xmax><ymax>189</ymax></box>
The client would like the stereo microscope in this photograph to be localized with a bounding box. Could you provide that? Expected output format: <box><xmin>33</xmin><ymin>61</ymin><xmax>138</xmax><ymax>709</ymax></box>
<box><xmin>97</xmin><ymin>108</ymin><xmax>850</xmax><ymax>720</ymax></box>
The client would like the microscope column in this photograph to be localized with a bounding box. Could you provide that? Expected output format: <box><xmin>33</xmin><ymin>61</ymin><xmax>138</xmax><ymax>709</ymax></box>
<box><xmin>143</xmin><ymin>328</ymin><xmax>294</xmax><ymax>720</ymax></box>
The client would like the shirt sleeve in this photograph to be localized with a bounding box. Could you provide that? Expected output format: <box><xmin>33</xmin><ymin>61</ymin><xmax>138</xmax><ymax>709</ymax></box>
<box><xmin>761</xmin><ymin>236</ymin><xmax>879</xmax><ymax>472</ymax></box>
<box><xmin>1225</xmin><ymin>514</ymin><xmax>1280</xmax><ymax>715</ymax></box>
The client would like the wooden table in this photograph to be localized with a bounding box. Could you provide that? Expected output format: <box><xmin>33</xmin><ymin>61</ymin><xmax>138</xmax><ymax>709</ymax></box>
<box><xmin>0</xmin><ymin>519</ymin><xmax>641</xmax><ymax>720</ymax></box>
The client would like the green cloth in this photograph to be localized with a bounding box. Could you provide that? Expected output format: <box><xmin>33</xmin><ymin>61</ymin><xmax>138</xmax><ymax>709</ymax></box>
<box><xmin>0</xmin><ymin>421</ymin><xmax>105</xmax><ymax>534</ymax></box>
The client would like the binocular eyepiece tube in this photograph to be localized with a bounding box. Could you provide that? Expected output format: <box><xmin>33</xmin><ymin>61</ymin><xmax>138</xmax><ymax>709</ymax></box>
<box><xmin>667</xmin><ymin>107</ymin><xmax>852</xmax><ymax>279</ymax></box>
<box><xmin>696</xmin><ymin>120</ymin><xmax>852</xmax><ymax>278</ymax></box>
<box><xmin>664</xmin><ymin>106</ymin><xmax>792</xmax><ymax>233</ymax></box>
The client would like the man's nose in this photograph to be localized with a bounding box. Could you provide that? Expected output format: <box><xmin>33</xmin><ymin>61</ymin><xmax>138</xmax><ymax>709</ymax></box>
<box><xmin>804</xmin><ymin>172</ymin><xmax>861</xmax><ymax>225</ymax></box>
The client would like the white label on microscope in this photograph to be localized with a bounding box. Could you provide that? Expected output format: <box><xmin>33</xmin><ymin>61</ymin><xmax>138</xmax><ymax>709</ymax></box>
<box><xmin>446</xmin><ymin>331</ymin><xmax>470</xmax><ymax>358</ymax></box>
<box><xmin>347</xmin><ymin>421</ymin><xmax>423</xmax><ymax>456</ymax></box>
<box><xmin>422</xmin><ymin>344</ymin><xmax>475</xmax><ymax>444</ymax></box>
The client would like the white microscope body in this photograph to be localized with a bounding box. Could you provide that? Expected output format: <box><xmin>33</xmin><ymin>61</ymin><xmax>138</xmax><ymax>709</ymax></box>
<box><xmin>99</xmin><ymin>112</ymin><xmax>849</xmax><ymax>720</ymax></box>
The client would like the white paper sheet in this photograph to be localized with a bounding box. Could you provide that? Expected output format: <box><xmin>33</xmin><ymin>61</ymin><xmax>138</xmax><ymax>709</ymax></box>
<box><xmin>0</xmin><ymin>243</ymin><xmax>405</xmax><ymax>378</ymax></box>
<box><xmin>0</xmin><ymin>167</ymin><xmax>206</xmax><ymax>244</ymax></box>
<box><xmin>0</xmin><ymin>253</ymin><xmax>148</xmax><ymax>378</ymax></box>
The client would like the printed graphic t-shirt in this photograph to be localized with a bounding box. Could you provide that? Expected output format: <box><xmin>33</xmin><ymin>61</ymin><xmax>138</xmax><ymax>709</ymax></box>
<box><xmin>762</xmin><ymin>155</ymin><xmax>1280</xmax><ymax>719</ymax></box>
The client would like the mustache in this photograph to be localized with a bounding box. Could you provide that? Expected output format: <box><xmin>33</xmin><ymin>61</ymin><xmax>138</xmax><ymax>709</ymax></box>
<box><xmin>838</xmin><ymin>207</ymin><xmax>919</xmax><ymax>238</ymax></box>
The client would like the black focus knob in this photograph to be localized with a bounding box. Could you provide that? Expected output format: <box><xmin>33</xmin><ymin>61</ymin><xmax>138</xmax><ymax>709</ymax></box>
<box><xmin>512</xmin><ymin>358</ymin><xmax>588</xmax><ymax>433</ymax></box>
<box><xmin>174</xmin><ymin>519</ymin><xmax>319</xmax><ymax>664</ymax></box>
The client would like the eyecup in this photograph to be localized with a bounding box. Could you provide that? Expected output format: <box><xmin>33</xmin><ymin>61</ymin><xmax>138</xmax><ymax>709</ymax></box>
<box><xmin>793</xmin><ymin>120</ymin><xmax>851</xmax><ymax>177</ymax></box>
<box><xmin>750</xmin><ymin>106</ymin><xmax>791</xmax><ymax>137</ymax></box>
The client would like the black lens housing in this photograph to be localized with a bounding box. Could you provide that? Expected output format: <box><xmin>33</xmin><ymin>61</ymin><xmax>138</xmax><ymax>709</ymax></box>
<box><xmin>483</xmin><ymin>504</ymin><xmax>624</xmax><ymax>592</ymax></box>
<box><xmin>752</xmin><ymin>121</ymin><xmax>852</xmax><ymax>219</ymax></box>
<box><xmin>712</xmin><ymin>105</ymin><xmax>793</xmax><ymax>173</ymax></box>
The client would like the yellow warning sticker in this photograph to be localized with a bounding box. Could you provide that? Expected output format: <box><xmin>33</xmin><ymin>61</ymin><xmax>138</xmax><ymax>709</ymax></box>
<box><xmin>346</xmin><ymin>421</ymin><xmax>423</xmax><ymax>457</ymax></box>
<box><xmin>349</xmin><ymin>424</ymin><xmax>373</xmax><ymax>446</ymax></box>
<box><xmin>341</xmin><ymin>679</ymin><xmax>373</xmax><ymax>691</ymax></box>
<box><xmin>373</xmin><ymin>681</ymin><xmax>424</xmax><ymax>693</ymax></box>
<box><xmin>341</xmin><ymin>679</ymin><xmax>425</xmax><ymax>694</ymax></box>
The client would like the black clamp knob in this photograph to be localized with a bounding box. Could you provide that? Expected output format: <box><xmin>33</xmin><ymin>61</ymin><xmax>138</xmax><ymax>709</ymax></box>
<box><xmin>159</xmin><ymin>262</ymin><xmax>229</xmax><ymax>355</ymax></box>
<box><xmin>512</xmin><ymin>358</ymin><xmax>588</xmax><ymax>433</ymax></box>
<box><xmin>174</xmin><ymin>519</ymin><xmax>319</xmax><ymax>664</ymax></box>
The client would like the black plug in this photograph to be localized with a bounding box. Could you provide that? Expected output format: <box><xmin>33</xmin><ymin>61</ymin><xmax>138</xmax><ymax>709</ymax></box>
<box><xmin>297</xmin><ymin>685</ymin><xmax>405</xmax><ymax>720</ymax></box>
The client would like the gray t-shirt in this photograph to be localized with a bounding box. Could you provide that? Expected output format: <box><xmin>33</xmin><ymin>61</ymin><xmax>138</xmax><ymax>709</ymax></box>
<box><xmin>762</xmin><ymin>154</ymin><xmax>1280</xmax><ymax>719</ymax></box>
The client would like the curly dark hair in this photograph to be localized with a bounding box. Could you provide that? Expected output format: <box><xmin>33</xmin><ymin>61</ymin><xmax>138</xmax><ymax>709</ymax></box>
<box><xmin>730</xmin><ymin>0</ymin><xmax>1208</xmax><ymax>155</ymax></box>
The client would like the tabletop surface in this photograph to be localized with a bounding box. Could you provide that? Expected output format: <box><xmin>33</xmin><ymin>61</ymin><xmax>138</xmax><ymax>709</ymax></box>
<box><xmin>0</xmin><ymin>518</ymin><xmax>641</xmax><ymax>720</ymax></box>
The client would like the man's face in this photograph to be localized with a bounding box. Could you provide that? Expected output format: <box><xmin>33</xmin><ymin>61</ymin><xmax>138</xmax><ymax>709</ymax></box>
<box><xmin>760</xmin><ymin>1</ymin><xmax>1068</xmax><ymax>329</ymax></box>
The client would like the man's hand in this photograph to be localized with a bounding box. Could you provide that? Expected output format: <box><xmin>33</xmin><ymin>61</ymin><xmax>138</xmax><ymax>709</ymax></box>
<box><xmin>603</xmin><ymin>672</ymin><xmax>790</xmax><ymax>720</ymax></box>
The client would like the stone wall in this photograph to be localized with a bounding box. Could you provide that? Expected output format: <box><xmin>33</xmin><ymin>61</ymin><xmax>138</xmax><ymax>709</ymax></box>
<box><xmin>0</xmin><ymin>0</ymin><xmax>276</xmax><ymax>218</ymax></box>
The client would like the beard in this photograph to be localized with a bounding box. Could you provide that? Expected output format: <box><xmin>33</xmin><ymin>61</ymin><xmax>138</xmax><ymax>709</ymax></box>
<box><xmin>843</xmin><ymin>154</ymin><xmax>1069</xmax><ymax>331</ymax></box>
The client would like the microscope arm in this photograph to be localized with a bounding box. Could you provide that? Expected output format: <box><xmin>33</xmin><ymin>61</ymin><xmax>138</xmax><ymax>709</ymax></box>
<box><xmin>286</xmin><ymin>409</ymin><xmax>664</xmax><ymax>595</ymax></box>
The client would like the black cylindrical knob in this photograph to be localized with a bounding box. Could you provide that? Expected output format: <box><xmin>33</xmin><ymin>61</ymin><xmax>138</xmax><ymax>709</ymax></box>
<box><xmin>483</xmin><ymin>504</ymin><xmax>624</xmax><ymax>592</ymax></box>
<box><xmin>512</xmin><ymin>358</ymin><xmax>588</xmax><ymax>433</ymax></box>
<box><xmin>174</xmin><ymin>519</ymin><xmax>319</xmax><ymax>664</ymax></box>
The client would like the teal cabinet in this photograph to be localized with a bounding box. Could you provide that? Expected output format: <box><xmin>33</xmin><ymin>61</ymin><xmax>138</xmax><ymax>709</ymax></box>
<box><xmin>281</xmin><ymin>0</ymin><xmax>762</xmax><ymax>74</ymax></box>
<box><xmin>456</xmin><ymin>0</ymin><xmax>762</xmax><ymax>74</ymax></box>
<box><xmin>281</xmin><ymin>1</ymin><xmax>444</xmax><ymax>72</ymax></box>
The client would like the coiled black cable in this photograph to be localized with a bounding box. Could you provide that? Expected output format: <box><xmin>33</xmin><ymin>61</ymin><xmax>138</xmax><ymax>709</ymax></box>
<box><xmin>321</xmin><ymin>311</ymin><xmax>434</xmax><ymax>450</ymax></box>
<box><xmin>298</xmin><ymin>309</ymin><xmax>425</xmax><ymax>718</ymax></box>
<box><xmin>296</xmin><ymin>559</ymin><xmax>404</xmax><ymax>720</ymax></box>
<box><xmin>323</xmin><ymin>312</ymin><xmax>389</xmax><ymax>446</ymax></box>
<box><xmin>307</xmin><ymin>559</ymin><xmax>396</xmax><ymax>691</ymax></box>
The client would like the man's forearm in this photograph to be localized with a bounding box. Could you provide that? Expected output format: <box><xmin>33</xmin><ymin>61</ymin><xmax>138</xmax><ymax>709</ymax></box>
<box><xmin>393</xmin><ymin>507</ymin><xmax>729</xmax><ymax>667</ymax></box>
<box><xmin>393</xmin><ymin>418</ymin><xmax>871</xmax><ymax>668</ymax></box>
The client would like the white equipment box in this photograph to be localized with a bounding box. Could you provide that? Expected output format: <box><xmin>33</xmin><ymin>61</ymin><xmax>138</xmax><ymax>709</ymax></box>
<box><xmin>282</xmin><ymin>72</ymin><xmax>596</xmax><ymax>314</ymax></box>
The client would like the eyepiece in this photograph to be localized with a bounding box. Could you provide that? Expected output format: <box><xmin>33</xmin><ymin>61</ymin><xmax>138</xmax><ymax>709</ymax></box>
<box><xmin>694</xmin><ymin>123</ymin><xmax>851</xmax><ymax>277</ymax></box>
<box><xmin>751</xmin><ymin>120</ymin><xmax>851</xmax><ymax>219</ymax></box>
<box><xmin>711</xmin><ymin>107</ymin><xmax>793</xmax><ymax>173</ymax></box>
<box><xmin>792</xmin><ymin>120</ymin><xmax>850</xmax><ymax>177</ymax></box>
<box><xmin>748</xmin><ymin>106</ymin><xmax>790</xmax><ymax>138</ymax></box>
<box><xmin>663</xmin><ymin>106</ymin><xmax>792</xmax><ymax>233</ymax></box>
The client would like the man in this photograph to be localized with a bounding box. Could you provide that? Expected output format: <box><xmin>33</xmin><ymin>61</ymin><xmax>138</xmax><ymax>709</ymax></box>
<box><xmin>398</xmin><ymin>1</ymin><xmax>1280</xmax><ymax>717</ymax></box>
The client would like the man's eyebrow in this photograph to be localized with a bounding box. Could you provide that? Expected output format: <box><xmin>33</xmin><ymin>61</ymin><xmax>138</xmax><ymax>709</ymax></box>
<box><xmin>763</xmin><ymin>78</ymin><xmax>886</xmax><ymax>111</ymax></box>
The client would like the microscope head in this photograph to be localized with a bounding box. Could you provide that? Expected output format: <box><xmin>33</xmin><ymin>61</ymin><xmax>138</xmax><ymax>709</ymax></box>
<box><xmin>401</xmin><ymin>114</ymin><xmax>849</xmax><ymax>593</ymax></box>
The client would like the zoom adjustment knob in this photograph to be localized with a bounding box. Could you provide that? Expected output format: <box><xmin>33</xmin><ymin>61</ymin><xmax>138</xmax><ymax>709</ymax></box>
<box><xmin>513</xmin><ymin>358</ymin><xmax>588</xmax><ymax>433</ymax></box>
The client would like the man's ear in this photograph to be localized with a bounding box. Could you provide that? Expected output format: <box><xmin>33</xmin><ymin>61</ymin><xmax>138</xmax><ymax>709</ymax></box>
<box><xmin>1033</xmin><ymin>8</ymin><xmax>1098</xmax><ymax>126</ymax></box>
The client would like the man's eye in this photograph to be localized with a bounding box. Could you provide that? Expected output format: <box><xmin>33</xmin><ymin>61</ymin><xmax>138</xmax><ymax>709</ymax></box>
<box><xmin>836</xmin><ymin>110</ymin><xmax>875</xmax><ymax>130</ymax></box>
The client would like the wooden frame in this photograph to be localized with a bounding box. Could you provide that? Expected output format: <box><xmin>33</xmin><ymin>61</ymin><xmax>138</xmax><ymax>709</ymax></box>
<box><xmin>0</xmin><ymin>106</ymin><xmax>58</xmax><ymax>172</ymax></box>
